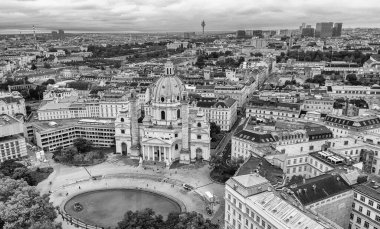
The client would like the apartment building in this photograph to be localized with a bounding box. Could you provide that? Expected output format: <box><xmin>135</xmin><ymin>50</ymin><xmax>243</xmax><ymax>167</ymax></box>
<box><xmin>351</xmin><ymin>180</ymin><xmax>380</xmax><ymax>229</ymax></box>
<box><xmin>246</xmin><ymin>100</ymin><xmax>300</xmax><ymax>122</ymax></box>
<box><xmin>0</xmin><ymin>91</ymin><xmax>26</xmax><ymax>116</ymax></box>
<box><xmin>37</xmin><ymin>99</ymin><xmax>135</xmax><ymax>120</ymax></box>
<box><xmin>193</xmin><ymin>97</ymin><xmax>238</xmax><ymax>131</ymax></box>
<box><xmin>30</xmin><ymin>118</ymin><xmax>115</xmax><ymax>152</ymax></box>
<box><xmin>214</xmin><ymin>84</ymin><xmax>251</xmax><ymax>108</ymax></box>
<box><xmin>285</xmin><ymin>174</ymin><xmax>353</xmax><ymax>229</ymax></box>
<box><xmin>0</xmin><ymin>114</ymin><xmax>27</xmax><ymax>162</ymax></box>
<box><xmin>324</xmin><ymin>115</ymin><xmax>380</xmax><ymax>138</ymax></box>
<box><xmin>225</xmin><ymin>173</ymin><xmax>330</xmax><ymax>229</ymax></box>
<box><xmin>301</xmin><ymin>97</ymin><xmax>335</xmax><ymax>114</ymax></box>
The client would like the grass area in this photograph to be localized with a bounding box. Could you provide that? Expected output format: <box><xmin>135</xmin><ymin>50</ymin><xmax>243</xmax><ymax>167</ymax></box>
<box><xmin>169</xmin><ymin>160</ymin><xmax>207</xmax><ymax>170</ymax></box>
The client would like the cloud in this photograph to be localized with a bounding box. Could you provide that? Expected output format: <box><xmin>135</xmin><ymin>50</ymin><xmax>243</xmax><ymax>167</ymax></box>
<box><xmin>0</xmin><ymin>0</ymin><xmax>379</xmax><ymax>33</ymax></box>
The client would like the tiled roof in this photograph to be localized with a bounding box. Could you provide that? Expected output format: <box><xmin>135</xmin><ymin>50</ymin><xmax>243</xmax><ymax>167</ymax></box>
<box><xmin>325</xmin><ymin>115</ymin><xmax>380</xmax><ymax>127</ymax></box>
<box><xmin>234</xmin><ymin>130</ymin><xmax>276</xmax><ymax>143</ymax></box>
<box><xmin>0</xmin><ymin>96</ymin><xmax>23</xmax><ymax>104</ymax></box>
<box><xmin>288</xmin><ymin>174</ymin><xmax>351</xmax><ymax>206</ymax></box>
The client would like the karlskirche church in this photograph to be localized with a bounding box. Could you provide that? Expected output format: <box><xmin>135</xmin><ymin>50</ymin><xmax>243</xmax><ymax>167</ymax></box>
<box><xmin>115</xmin><ymin>61</ymin><xmax>211</xmax><ymax>164</ymax></box>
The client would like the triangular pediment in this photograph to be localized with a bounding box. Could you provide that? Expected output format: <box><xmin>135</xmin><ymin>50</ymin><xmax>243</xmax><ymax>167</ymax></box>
<box><xmin>115</xmin><ymin>124</ymin><xmax>130</xmax><ymax>128</ymax></box>
<box><xmin>141</xmin><ymin>137</ymin><xmax>171</xmax><ymax>145</ymax></box>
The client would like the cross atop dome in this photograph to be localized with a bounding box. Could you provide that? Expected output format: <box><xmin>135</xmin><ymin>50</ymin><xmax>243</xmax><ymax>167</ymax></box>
<box><xmin>164</xmin><ymin>61</ymin><xmax>174</xmax><ymax>76</ymax></box>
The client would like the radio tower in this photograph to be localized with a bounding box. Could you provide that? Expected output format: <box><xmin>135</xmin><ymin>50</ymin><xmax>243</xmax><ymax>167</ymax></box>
<box><xmin>32</xmin><ymin>25</ymin><xmax>37</xmax><ymax>49</ymax></box>
<box><xmin>201</xmin><ymin>20</ymin><xmax>206</xmax><ymax>35</ymax></box>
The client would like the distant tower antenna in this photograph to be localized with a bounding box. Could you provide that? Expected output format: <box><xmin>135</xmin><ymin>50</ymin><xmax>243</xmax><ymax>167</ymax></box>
<box><xmin>33</xmin><ymin>25</ymin><xmax>37</xmax><ymax>48</ymax></box>
<box><xmin>201</xmin><ymin>20</ymin><xmax>206</xmax><ymax>34</ymax></box>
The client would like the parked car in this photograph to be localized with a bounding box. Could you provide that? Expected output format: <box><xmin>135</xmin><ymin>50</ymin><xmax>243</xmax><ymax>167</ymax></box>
<box><xmin>182</xmin><ymin>184</ymin><xmax>194</xmax><ymax>191</ymax></box>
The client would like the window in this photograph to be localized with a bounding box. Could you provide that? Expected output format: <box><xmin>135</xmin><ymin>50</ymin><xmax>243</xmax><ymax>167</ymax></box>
<box><xmin>161</xmin><ymin>111</ymin><xmax>166</xmax><ymax>120</ymax></box>
<box><xmin>177</xmin><ymin>109</ymin><xmax>181</xmax><ymax>118</ymax></box>
<box><xmin>262</xmin><ymin>221</ymin><xmax>266</xmax><ymax>227</ymax></box>
<box><xmin>197</xmin><ymin>135</ymin><xmax>201</xmax><ymax>139</ymax></box>
<box><xmin>175</xmin><ymin>133</ymin><xmax>178</xmax><ymax>137</ymax></box>
<box><xmin>256</xmin><ymin>216</ymin><xmax>260</xmax><ymax>223</ymax></box>
<box><xmin>360</xmin><ymin>196</ymin><xmax>365</xmax><ymax>202</ymax></box>
<box><xmin>309</xmin><ymin>145</ymin><xmax>314</xmax><ymax>151</ymax></box>
<box><xmin>121</xmin><ymin>129</ymin><xmax>125</xmax><ymax>134</ymax></box>
<box><xmin>359</xmin><ymin>206</ymin><xmax>363</xmax><ymax>212</ymax></box>
<box><xmin>356</xmin><ymin>217</ymin><xmax>361</xmax><ymax>224</ymax></box>
<box><xmin>376</xmin><ymin>215</ymin><xmax>380</xmax><ymax>222</ymax></box>
<box><xmin>175</xmin><ymin>144</ymin><xmax>179</xmax><ymax>150</ymax></box>
<box><xmin>120</xmin><ymin>118</ymin><xmax>124</xmax><ymax>122</ymax></box>
<box><xmin>344</xmin><ymin>140</ymin><xmax>348</xmax><ymax>145</ymax></box>
<box><xmin>367</xmin><ymin>210</ymin><xmax>371</xmax><ymax>216</ymax></box>
<box><xmin>161</xmin><ymin>97</ymin><xmax>165</xmax><ymax>102</ymax></box>
<box><xmin>197</xmin><ymin>123</ymin><xmax>202</xmax><ymax>127</ymax></box>
<box><xmin>369</xmin><ymin>200</ymin><xmax>374</xmax><ymax>206</ymax></box>
<box><xmin>350</xmin><ymin>213</ymin><xmax>354</xmax><ymax>220</ymax></box>
<box><xmin>364</xmin><ymin>221</ymin><xmax>369</xmax><ymax>228</ymax></box>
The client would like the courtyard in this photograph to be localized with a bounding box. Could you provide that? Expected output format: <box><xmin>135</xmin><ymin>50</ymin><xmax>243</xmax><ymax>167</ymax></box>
<box><xmin>37</xmin><ymin>153</ymin><xmax>226</xmax><ymax>229</ymax></box>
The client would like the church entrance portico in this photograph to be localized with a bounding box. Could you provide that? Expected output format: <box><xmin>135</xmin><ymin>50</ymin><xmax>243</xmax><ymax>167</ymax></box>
<box><xmin>141</xmin><ymin>145</ymin><xmax>173</xmax><ymax>162</ymax></box>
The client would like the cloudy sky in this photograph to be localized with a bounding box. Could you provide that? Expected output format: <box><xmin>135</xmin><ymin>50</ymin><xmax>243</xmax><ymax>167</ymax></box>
<box><xmin>0</xmin><ymin>0</ymin><xmax>379</xmax><ymax>34</ymax></box>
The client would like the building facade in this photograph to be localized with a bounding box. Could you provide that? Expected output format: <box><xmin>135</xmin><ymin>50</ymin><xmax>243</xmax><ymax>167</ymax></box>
<box><xmin>115</xmin><ymin>62</ymin><xmax>211</xmax><ymax>164</ymax></box>
<box><xmin>0</xmin><ymin>114</ymin><xmax>27</xmax><ymax>162</ymax></box>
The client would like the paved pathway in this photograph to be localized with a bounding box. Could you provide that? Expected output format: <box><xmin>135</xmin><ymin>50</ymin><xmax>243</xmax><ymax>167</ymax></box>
<box><xmin>37</xmin><ymin>156</ymin><xmax>225</xmax><ymax>229</ymax></box>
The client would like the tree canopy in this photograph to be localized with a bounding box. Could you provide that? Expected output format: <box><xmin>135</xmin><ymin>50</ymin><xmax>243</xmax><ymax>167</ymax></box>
<box><xmin>117</xmin><ymin>209</ymin><xmax>219</xmax><ymax>229</ymax></box>
<box><xmin>0</xmin><ymin>177</ymin><xmax>60</xmax><ymax>229</ymax></box>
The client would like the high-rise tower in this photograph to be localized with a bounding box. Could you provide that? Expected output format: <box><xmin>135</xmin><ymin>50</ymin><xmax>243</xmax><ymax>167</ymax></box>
<box><xmin>201</xmin><ymin>20</ymin><xmax>206</xmax><ymax>34</ymax></box>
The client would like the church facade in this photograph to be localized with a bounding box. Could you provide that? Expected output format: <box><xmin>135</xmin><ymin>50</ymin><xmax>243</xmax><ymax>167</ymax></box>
<box><xmin>115</xmin><ymin>62</ymin><xmax>211</xmax><ymax>164</ymax></box>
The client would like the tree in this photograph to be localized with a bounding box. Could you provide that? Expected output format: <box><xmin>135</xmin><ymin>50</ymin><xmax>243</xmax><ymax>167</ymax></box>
<box><xmin>117</xmin><ymin>209</ymin><xmax>218</xmax><ymax>229</ymax></box>
<box><xmin>43</xmin><ymin>62</ymin><xmax>51</xmax><ymax>69</ymax></box>
<box><xmin>58</xmin><ymin>146</ymin><xmax>77</xmax><ymax>162</ymax></box>
<box><xmin>117</xmin><ymin>208</ymin><xmax>164</xmax><ymax>229</ymax></box>
<box><xmin>0</xmin><ymin>177</ymin><xmax>61</xmax><ymax>229</ymax></box>
<box><xmin>42</xmin><ymin>79</ymin><xmax>55</xmax><ymax>86</ymax></box>
<box><xmin>210</xmin><ymin>122</ymin><xmax>221</xmax><ymax>140</ymax></box>
<box><xmin>0</xmin><ymin>159</ymin><xmax>25</xmax><ymax>177</ymax></box>
<box><xmin>73</xmin><ymin>138</ymin><xmax>93</xmax><ymax>153</ymax></box>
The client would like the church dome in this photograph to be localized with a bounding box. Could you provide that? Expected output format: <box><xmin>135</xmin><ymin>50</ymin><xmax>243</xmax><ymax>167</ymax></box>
<box><xmin>152</xmin><ymin>76</ymin><xmax>185</xmax><ymax>103</ymax></box>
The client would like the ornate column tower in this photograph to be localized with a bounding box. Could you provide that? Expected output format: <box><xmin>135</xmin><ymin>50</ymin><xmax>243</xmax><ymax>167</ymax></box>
<box><xmin>130</xmin><ymin>92</ymin><xmax>140</xmax><ymax>158</ymax></box>
<box><xmin>180</xmin><ymin>93</ymin><xmax>190</xmax><ymax>164</ymax></box>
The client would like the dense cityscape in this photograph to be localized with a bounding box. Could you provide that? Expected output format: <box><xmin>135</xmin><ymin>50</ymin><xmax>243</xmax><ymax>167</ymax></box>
<box><xmin>1</xmin><ymin>1</ymin><xmax>380</xmax><ymax>229</ymax></box>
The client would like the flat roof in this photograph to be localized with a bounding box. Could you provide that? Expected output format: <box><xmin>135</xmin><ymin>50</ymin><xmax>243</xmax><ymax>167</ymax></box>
<box><xmin>247</xmin><ymin>192</ymin><xmax>326</xmax><ymax>229</ymax></box>
<box><xmin>30</xmin><ymin>118</ymin><xmax>114</xmax><ymax>132</ymax></box>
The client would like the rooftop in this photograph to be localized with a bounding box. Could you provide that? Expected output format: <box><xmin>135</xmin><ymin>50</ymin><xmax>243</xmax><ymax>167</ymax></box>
<box><xmin>236</xmin><ymin>156</ymin><xmax>284</xmax><ymax>185</ymax></box>
<box><xmin>288</xmin><ymin>174</ymin><xmax>351</xmax><ymax>206</ymax></box>
<box><xmin>30</xmin><ymin>118</ymin><xmax>114</xmax><ymax>132</ymax></box>
<box><xmin>0</xmin><ymin>114</ymin><xmax>19</xmax><ymax>126</ymax></box>
<box><xmin>232</xmin><ymin>173</ymin><xmax>269</xmax><ymax>188</ymax></box>
<box><xmin>354</xmin><ymin>177</ymin><xmax>380</xmax><ymax>202</ymax></box>
<box><xmin>325</xmin><ymin>114</ymin><xmax>380</xmax><ymax>127</ymax></box>
<box><xmin>247</xmin><ymin>192</ymin><xmax>326</xmax><ymax>229</ymax></box>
